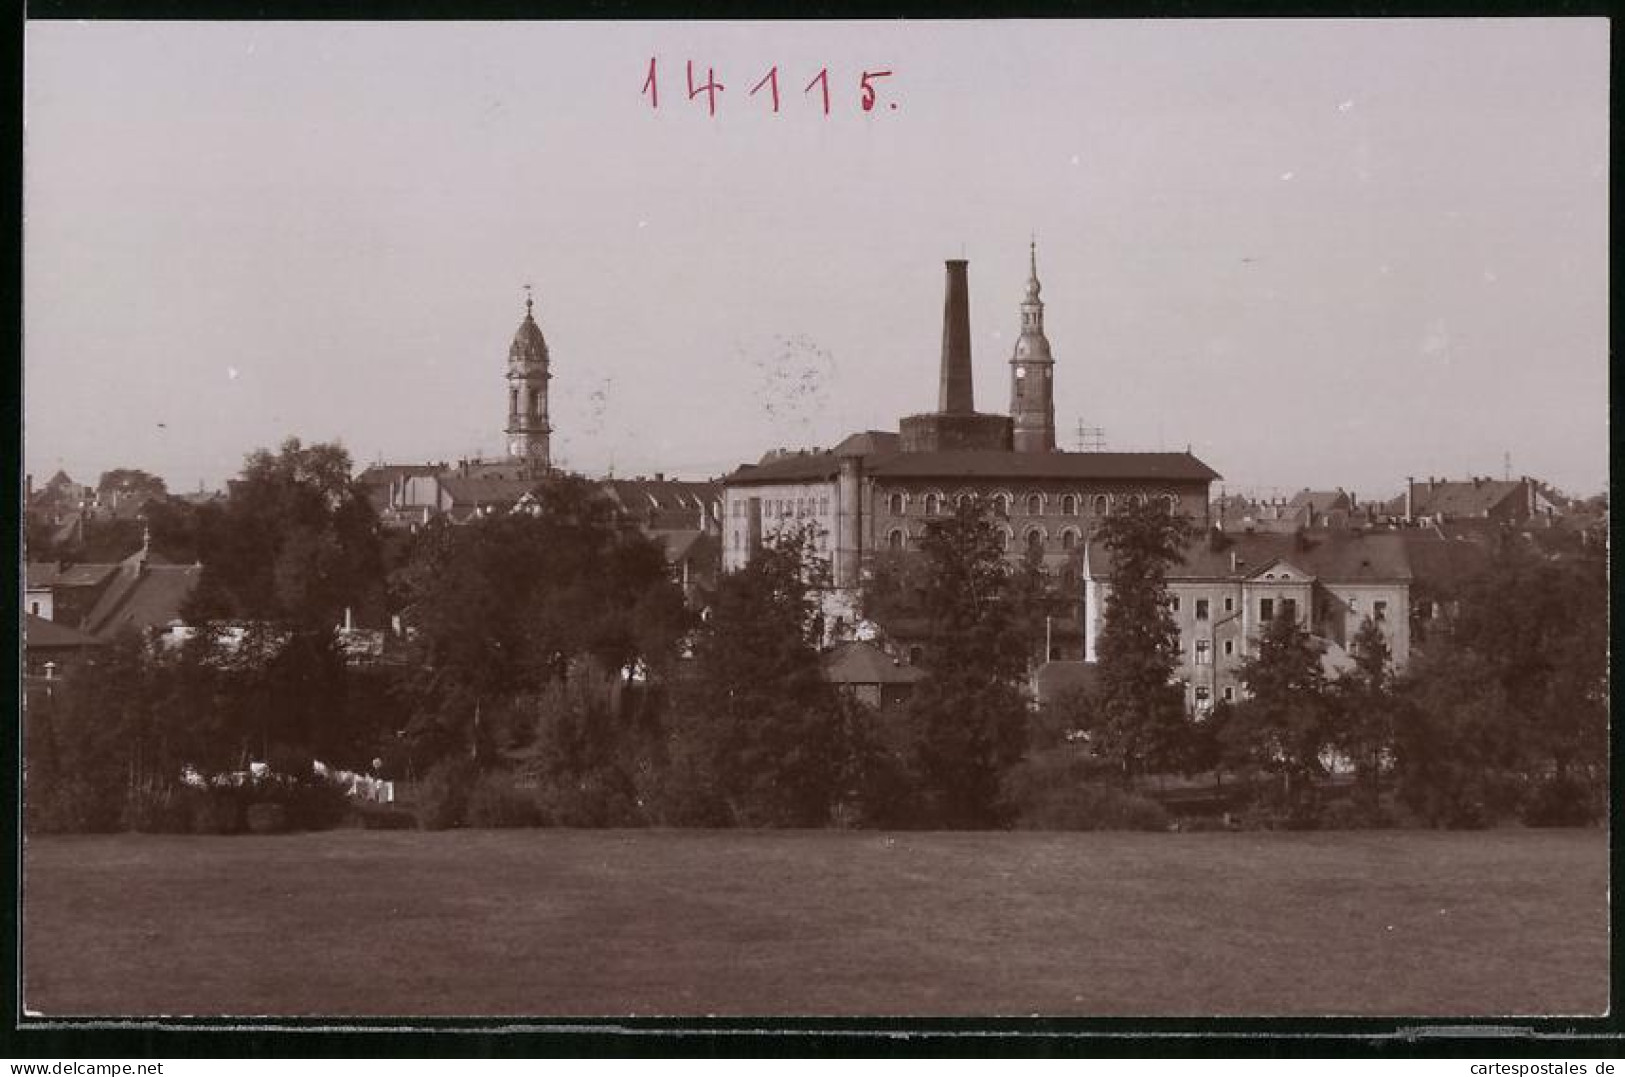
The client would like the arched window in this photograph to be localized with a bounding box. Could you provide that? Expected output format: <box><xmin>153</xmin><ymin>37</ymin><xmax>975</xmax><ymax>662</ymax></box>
<box><xmin>1027</xmin><ymin>493</ymin><xmax>1043</xmax><ymax>516</ymax></box>
<box><xmin>991</xmin><ymin>494</ymin><xmax>1010</xmax><ymax>517</ymax></box>
<box><xmin>1093</xmin><ymin>494</ymin><xmax>1110</xmax><ymax>515</ymax></box>
<box><xmin>887</xmin><ymin>528</ymin><xmax>905</xmax><ymax>552</ymax></box>
<box><xmin>1165</xmin><ymin>493</ymin><xmax>1181</xmax><ymax>514</ymax></box>
<box><xmin>1061</xmin><ymin>529</ymin><xmax>1077</xmax><ymax>551</ymax></box>
<box><xmin>997</xmin><ymin>528</ymin><xmax>1011</xmax><ymax>551</ymax></box>
<box><xmin>1026</xmin><ymin>529</ymin><xmax>1045</xmax><ymax>553</ymax></box>
<box><xmin>888</xmin><ymin>492</ymin><xmax>904</xmax><ymax>515</ymax></box>
<box><xmin>1061</xmin><ymin>494</ymin><xmax>1079</xmax><ymax>516</ymax></box>
<box><xmin>924</xmin><ymin>493</ymin><xmax>940</xmax><ymax>516</ymax></box>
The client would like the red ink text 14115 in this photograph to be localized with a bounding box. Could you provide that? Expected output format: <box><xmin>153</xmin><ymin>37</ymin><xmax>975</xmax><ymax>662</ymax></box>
<box><xmin>642</xmin><ymin>58</ymin><xmax>896</xmax><ymax>116</ymax></box>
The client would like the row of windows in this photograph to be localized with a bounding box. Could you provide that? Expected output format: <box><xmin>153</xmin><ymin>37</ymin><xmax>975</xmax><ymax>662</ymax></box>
<box><xmin>732</xmin><ymin>495</ymin><xmax>831</xmax><ymax>519</ymax></box>
<box><xmin>1192</xmin><ymin>685</ymin><xmax>1236</xmax><ymax>708</ymax></box>
<box><xmin>886</xmin><ymin>526</ymin><xmax>1083</xmax><ymax>553</ymax></box>
<box><xmin>729</xmin><ymin>528</ymin><xmax>831</xmax><ymax>551</ymax></box>
<box><xmin>884</xmin><ymin>491</ymin><xmax>1181</xmax><ymax>518</ymax></box>
<box><xmin>1166</xmin><ymin>595</ymin><xmax>1387</xmax><ymax>624</ymax></box>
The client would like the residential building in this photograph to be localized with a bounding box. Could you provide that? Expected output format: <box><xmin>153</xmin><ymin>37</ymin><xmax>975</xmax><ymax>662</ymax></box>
<box><xmin>1083</xmin><ymin>529</ymin><xmax>1412</xmax><ymax>715</ymax></box>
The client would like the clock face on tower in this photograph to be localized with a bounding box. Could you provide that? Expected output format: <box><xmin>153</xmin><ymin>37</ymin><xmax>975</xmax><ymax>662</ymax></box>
<box><xmin>1015</xmin><ymin>366</ymin><xmax>1027</xmax><ymax>379</ymax></box>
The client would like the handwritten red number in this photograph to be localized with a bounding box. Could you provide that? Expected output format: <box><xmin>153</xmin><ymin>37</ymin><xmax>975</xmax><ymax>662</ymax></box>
<box><xmin>859</xmin><ymin>69</ymin><xmax>892</xmax><ymax>112</ymax></box>
<box><xmin>686</xmin><ymin>60</ymin><xmax>725</xmax><ymax>117</ymax></box>
<box><xmin>804</xmin><ymin>67</ymin><xmax>830</xmax><ymax>115</ymax></box>
<box><xmin>749</xmin><ymin>66</ymin><xmax>780</xmax><ymax>112</ymax></box>
<box><xmin>641</xmin><ymin>57</ymin><xmax>658</xmax><ymax>109</ymax></box>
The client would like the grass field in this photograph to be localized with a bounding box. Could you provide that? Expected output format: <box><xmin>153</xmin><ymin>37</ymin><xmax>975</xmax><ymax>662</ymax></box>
<box><xmin>22</xmin><ymin>828</ymin><xmax>1608</xmax><ymax>1018</ymax></box>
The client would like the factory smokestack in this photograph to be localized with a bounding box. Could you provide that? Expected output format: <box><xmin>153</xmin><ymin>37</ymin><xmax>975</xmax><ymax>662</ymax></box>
<box><xmin>938</xmin><ymin>259</ymin><xmax>974</xmax><ymax>414</ymax></box>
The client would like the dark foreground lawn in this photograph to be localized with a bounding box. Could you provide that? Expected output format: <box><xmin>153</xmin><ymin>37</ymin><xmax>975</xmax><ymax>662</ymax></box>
<box><xmin>23</xmin><ymin>828</ymin><xmax>1607</xmax><ymax>1018</ymax></box>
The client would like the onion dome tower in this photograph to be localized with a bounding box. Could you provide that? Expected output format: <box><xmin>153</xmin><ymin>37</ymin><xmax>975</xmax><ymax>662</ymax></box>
<box><xmin>505</xmin><ymin>287</ymin><xmax>552</xmax><ymax>468</ymax></box>
<box><xmin>1009</xmin><ymin>240</ymin><xmax>1057</xmax><ymax>453</ymax></box>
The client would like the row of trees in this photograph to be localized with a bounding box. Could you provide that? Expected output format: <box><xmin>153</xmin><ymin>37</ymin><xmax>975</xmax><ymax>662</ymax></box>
<box><xmin>1046</xmin><ymin>498</ymin><xmax>1608</xmax><ymax>828</ymax></box>
<box><xmin>24</xmin><ymin>439</ymin><xmax>1608</xmax><ymax>832</ymax></box>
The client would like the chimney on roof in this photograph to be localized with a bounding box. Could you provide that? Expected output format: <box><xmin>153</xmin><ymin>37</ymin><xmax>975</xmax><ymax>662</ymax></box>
<box><xmin>938</xmin><ymin>260</ymin><xmax>975</xmax><ymax>414</ymax></box>
<box><xmin>655</xmin><ymin>472</ymin><xmax>665</xmax><ymax>482</ymax></box>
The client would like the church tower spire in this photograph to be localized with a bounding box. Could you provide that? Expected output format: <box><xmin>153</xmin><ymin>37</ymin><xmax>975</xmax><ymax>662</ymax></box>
<box><xmin>505</xmin><ymin>285</ymin><xmax>553</xmax><ymax>469</ymax></box>
<box><xmin>1009</xmin><ymin>239</ymin><xmax>1057</xmax><ymax>452</ymax></box>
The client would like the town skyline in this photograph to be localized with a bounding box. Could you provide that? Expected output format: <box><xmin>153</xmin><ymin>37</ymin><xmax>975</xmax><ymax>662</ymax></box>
<box><xmin>24</xmin><ymin>19</ymin><xmax>1609</xmax><ymax>499</ymax></box>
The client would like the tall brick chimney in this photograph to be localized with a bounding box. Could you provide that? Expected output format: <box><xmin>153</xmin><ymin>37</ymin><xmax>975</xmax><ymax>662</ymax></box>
<box><xmin>938</xmin><ymin>260</ymin><xmax>974</xmax><ymax>414</ymax></box>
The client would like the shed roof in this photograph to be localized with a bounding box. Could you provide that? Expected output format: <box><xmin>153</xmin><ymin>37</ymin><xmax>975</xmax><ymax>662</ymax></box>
<box><xmin>24</xmin><ymin>612</ymin><xmax>106</xmax><ymax>651</ymax></box>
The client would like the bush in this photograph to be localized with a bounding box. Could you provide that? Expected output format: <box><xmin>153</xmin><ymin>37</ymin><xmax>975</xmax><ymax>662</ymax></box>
<box><xmin>465</xmin><ymin>771</ymin><xmax>543</xmax><ymax>828</ymax></box>
<box><xmin>123</xmin><ymin>786</ymin><xmax>193</xmax><ymax>834</ymax></box>
<box><xmin>1521</xmin><ymin>774</ymin><xmax>1602</xmax><ymax>827</ymax></box>
<box><xmin>1316</xmin><ymin>798</ymin><xmax>1395</xmax><ymax>830</ymax></box>
<box><xmin>27</xmin><ymin>775</ymin><xmax>124</xmax><ymax>835</ymax></box>
<box><xmin>533</xmin><ymin>770</ymin><xmax>642</xmax><ymax>828</ymax></box>
<box><xmin>266</xmin><ymin>776</ymin><xmax>351</xmax><ymax>831</ymax></box>
<box><xmin>349</xmin><ymin>803</ymin><xmax>418</xmax><ymax>830</ymax></box>
<box><xmin>415</xmin><ymin>757</ymin><xmax>477</xmax><ymax>830</ymax></box>
<box><xmin>1398</xmin><ymin>765</ymin><xmax>1525</xmax><ymax>829</ymax></box>
<box><xmin>1005</xmin><ymin>749</ymin><xmax>1170</xmax><ymax>831</ymax></box>
<box><xmin>245</xmin><ymin>802</ymin><xmax>290</xmax><ymax>834</ymax></box>
<box><xmin>186</xmin><ymin>787</ymin><xmax>244</xmax><ymax>834</ymax></box>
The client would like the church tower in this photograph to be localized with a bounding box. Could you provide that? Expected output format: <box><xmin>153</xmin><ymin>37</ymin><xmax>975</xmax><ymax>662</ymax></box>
<box><xmin>505</xmin><ymin>288</ymin><xmax>552</xmax><ymax>468</ymax></box>
<box><xmin>1009</xmin><ymin>240</ymin><xmax>1057</xmax><ymax>453</ymax></box>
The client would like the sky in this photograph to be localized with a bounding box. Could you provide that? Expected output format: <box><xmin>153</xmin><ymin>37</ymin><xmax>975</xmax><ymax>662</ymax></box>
<box><xmin>24</xmin><ymin>19</ymin><xmax>1609</xmax><ymax>501</ymax></box>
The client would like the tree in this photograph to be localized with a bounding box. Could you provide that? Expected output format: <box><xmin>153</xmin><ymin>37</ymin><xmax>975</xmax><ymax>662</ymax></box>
<box><xmin>392</xmin><ymin>475</ymin><xmax>687</xmax><ymax>770</ymax></box>
<box><xmin>1394</xmin><ymin>538</ymin><xmax>1607</xmax><ymax>826</ymax></box>
<box><xmin>901</xmin><ymin>497</ymin><xmax>1028</xmax><ymax>826</ymax></box>
<box><xmin>1088</xmin><ymin>499</ymin><xmax>1193</xmax><ymax>781</ymax></box>
<box><xmin>97</xmin><ymin>468</ymin><xmax>168</xmax><ymax>502</ymax></box>
<box><xmin>186</xmin><ymin>438</ymin><xmax>384</xmax><ymax>629</ymax></box>
<box><xmin>1226</xmin><ymin>606</ymin><xmax>1334</xmax><ymax>817</ymax></box>
<box><xmin>1332</xmin><ymin>617</ymin><xmax>1396</xmax><ymax>809</ymax></box>
<box><xmin>662</xmin><ymin>525</ymin><xmax>844</xmax><ymax>827</ymax></box>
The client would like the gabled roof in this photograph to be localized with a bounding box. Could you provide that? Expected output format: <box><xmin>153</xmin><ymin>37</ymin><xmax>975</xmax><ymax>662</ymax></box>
<box><xmin>649</xmin><ymin>529</ymin><xmax>717</xmax><ymax>566</ymax></box>
<box><xmin>25</xmin><ymin>561</ymin><xmax>120</xmax><ymax>590</ymax></box>
<box><xmin>867</xmin><ymin>450</ymin><xmax>1220</xmax><ymax>482</ymax></box>
<box><xmin>1088</xmin><ymin>530</ymin><xmax>1411</xmax><ymax>583</ymax></box>
<box><xmin>1410</xmin><ymin>479</ymin><xmax>1526</xmax><ymax>518</ymax></box>
<box><xmin>82</xmin><ymin>561</ymin><xmax>202</xmax><ymax>638</ymax></box>
<box><xmin>724</xmin><ymin>451</ymin><xmax>845</xmax><ymax>486</ymax></box>
<box><xmin>1400</xmin><ymin>529</ymin><xmax>1496</xmax><ymax>591</ymax></box>
<box><xmin>833</xmin><ymin>430</ymin><xmax>901</xmax><ymax>458</ymax></box>
<box><xmin>823</xmin><ymin>641</ymin><xmax>927</xmax><ymax>686</ymax></box>
<box><xmin>24</xmin><ymin>612</ymin><xmax>106</xmax><ymax>651</ymax></box>
<box><xmin>436</xmin><ymin>475</ymin><xmax>538</xmax><ymax>508</ymax></box>
<box><xmin>598</xmin><ymin>478</ymin><xmax>721</xmax><ymax>519</ymax></box>
<box><xmin>357</xmin><ymin>464</ymin><xmax>442</xmax><ymax>486</ymax></box>
<box><xmin>1287</xmin><ymin>489</ymin><xmax>1351</xmax><ymax>515</ymax></box>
